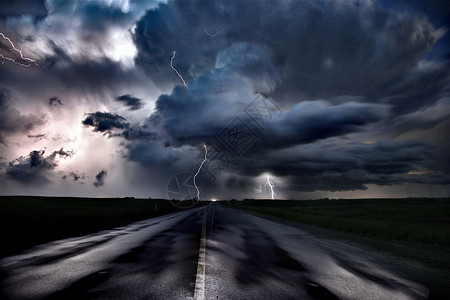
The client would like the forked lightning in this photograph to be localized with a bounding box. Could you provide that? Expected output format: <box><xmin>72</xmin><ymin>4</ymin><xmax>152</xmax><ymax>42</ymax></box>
<box><xmin>193</xmin><ymin>145</ymin><xmax>208</xmax><ymax>200</ymax></box>
<box><xmin>265</xmin><ymin>176</ymin><xmax>276</xmax><ymax>200</ymax></box>
<box><xmin>0</xmin><ymin>32</ymin><xmax>38</xmax><ymax>67</ymax></box>
<box><xmin>170</xmin><ymin>51</ymin><xmax>187</xmax><ymax>87</ymax></box>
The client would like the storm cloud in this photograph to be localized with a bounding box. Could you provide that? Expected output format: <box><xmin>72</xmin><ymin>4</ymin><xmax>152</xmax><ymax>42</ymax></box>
<box><xmin>93</xmin><ymin>169</ymin><xmax>107</xmax><ymax>187</ymax></box>
<box><xmin>49</xmin><ymin>97</ymin><xmax>63</xmax><ymax>106</ymax></box>
<box><xmin>134</xmin><ymin>0</ymin><xmax>449</xmax><ymax>112</ymax></box>
<box><xmin>6</xmin><ymin>148</ymin><xmax>74</xmax><ymax>184</ymax></box>
<box><xmin>133</xmin><ymin>40</ymin><xmax>389</xmax><ymax>151</ymax></box>
<box><xmin>62</xmin><ymin>171</ymin><xmax>86</xmax><ymax>184</ymax></box>
<box><xmin>0</xmin><ymin>0</ymin><xmax>448</xmax><ymax>198</ymax></box>
<box><xmin>234</xmin><ymin>139</ymin><xmax>439</xmax><ymax>189</ymax></box>
<box><xmin>27</xmin><ymin>133</ymin><xmax>48</xmax><ymax>141</ymax></box>
<box><xmin>82</xmin><ymin>112</ymin><xmax>129</xmax><ymax>135</ymax></box>
<box><xmin>0</xmin><ymin>0</ymin><xmax>48</xmax><ymax>19</ymax></box>
<box><xmin>115</xmin><ymin>94</ymin><xmax>144</xmax><ymax>111</ymax></box>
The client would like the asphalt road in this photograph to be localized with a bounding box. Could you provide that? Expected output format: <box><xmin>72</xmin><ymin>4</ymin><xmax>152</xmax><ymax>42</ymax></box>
<box><xmin>0</xmin><ymin>203</ymin><xmax>429</xmax><ymax>299</ymax></box>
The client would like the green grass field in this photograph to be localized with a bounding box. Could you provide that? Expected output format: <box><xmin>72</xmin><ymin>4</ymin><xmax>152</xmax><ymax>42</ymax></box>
<box><xmin>0</xmin><ymin>196</ymin><xmax>203</xmax><ymax>258</ymax></box>
<box><xmin>224</xmin><ymin>198</ymin><xmax>450</xmax><ymax>270</ymax></box>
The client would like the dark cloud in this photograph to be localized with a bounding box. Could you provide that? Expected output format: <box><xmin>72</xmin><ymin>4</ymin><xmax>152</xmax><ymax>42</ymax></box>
<box><xmin>115</xmin><ymin>94</ymin><xmax>144</xmax><ymax>111</ymax></box>
<box><xmin>195</xmin><ymin>136</ymin><xmax>448</xmax><ymax>196</ymax></box>
<box><xmin>229</xmin><ymin>139</ymin><xmax>444</xmax><ymax>192</ymax></box>
<box><xmin>121</xmin><ymin>125</ymin><xmax>157</xmax><ymax>141</ymax></box>
<box><xmin>140</xmin><ymin>42</ymin><xmax>284</xmax><ymax>147</ymax></box>
<box><xmin>134</xmin><ymin>0</ymin><xmax>449</xmax><ymax>113</ymax></box>
<box><xmin>149</xmin><ymin>90</ymin><xmax>388</xmax><ymax>150</ymax></box>
<box><xmin>82</xmin><ymin>111</ymin><xmax>158</xmax><ymax>141</ymax></box>
<box><xmin>27</xmin><ymin>133</ymin><xmax>48</xmax><ymax>141</ymax></box>
<box><xmin>47</xmin><ymin>0</ymin><xmax>139</xmax><ymax>32</ymax></box>
<box><xmin>77</xmin><ymin>2</ymin><xmax>132</xmax><ymax>33</ymax></box>
<box><xmin>6</xmin><ymin>148</ymin><xmax>74</xmax><ymax>185</ymax></box>
<box><xmin>62</xmin><ymin>171</ymin><xmax>86</xmax><ymax>184</ymax></box>
<box><xmin>378</xmin><ymin>0</ymin><xmax>450</xmax><ymax>61</ymax></box>
<box><xmin>93</xmin><ymin>169</ymin><xmax>107</xmax><ymax>187</ymax></box>
<box><xmin>1</xmin><ymin>0</ymin><xmax>447</xmax><ymax>198</ymax></box>
<box><xmin>40</xmin><ymin>53</ymin><xmax>142</xmax><ymax>93</ymax></box>
<box><xmin>138</xmin><ymin>44</ymin><xmax>388</xmax><ymax>150</ymax></box>
<box><xmin>120</xmin><ymin>0</ymin><xmax>450</xmax><ymax>196</ymax></box>
<box><xmin>82</xmin><ymin>112</ymin><xmax>129</xmax><ymax>135</ymax></box>
<box><xmin>0</xmin><ymin>43</ymin><xmax>146</xmax><ymax>101</ymax></box>
<box><xmin>133</xmin><ymin>1</ymin><xmax>269</xmax><ymax>88</ymax></box>
<box><xmin>263</xmin><ymin>101</ymin><xmax>388</xmax><ymax>150</ymax></box>
<box><xmin>52</xmin><ymin>148</ymin><xmax>75</xmax><ymax>157</ymax></box>
<box><xmin>84</xmin><ymin>31</ymin><xmax>445</xmax><ymax>193</ymax></box>
<box><xmin>391</xmin><ymin>98</ymin><xmax>450</xmax><ymax>135</ymax></box>
<box><xmin>0</xmin><ymin>87</ymin><xmax>47</xmax><ymax>144</ymax></box>
<box><xmin>126</xmin><ymin>141</ymin><xmax>178</xmax><ymax>165</ymax></box>
<box><xmin>0</xmin><ymin>0</ymin><xmax>48</xmax><ymax>19</ymax></box>
<box><xmin>49</xmin><ymin>96</ymin><xmax>63</xmax><ymax>106</ymax></box>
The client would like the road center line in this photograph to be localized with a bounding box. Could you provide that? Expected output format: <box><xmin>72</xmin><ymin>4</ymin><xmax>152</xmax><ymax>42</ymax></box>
<box><xmin>193</xmin><ymin>209</ymin><xmax>207</xmax><ymax>300</ymax></box>
<box><xmin>210</xmin><ymin>205</ymin><xmax>215</xmax><ymax>233</ymax></box>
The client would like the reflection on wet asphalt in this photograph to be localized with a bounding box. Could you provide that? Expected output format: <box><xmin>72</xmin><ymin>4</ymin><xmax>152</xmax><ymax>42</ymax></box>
<box><xmin>0</xmin><ymin>204</ymin><xmax>428</xmax><ymax>299</ymax></box>
<box><xmin>206</xmin><ymin>205</ymin><xmax>428</xmax><ymax>300</ymax></box>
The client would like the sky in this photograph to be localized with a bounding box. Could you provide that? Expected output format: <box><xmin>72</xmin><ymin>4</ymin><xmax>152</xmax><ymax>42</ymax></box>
<box><xmin>0</xmin><ymin>0</ymin><xmax>449</xmax><ymax>200</ymax></box>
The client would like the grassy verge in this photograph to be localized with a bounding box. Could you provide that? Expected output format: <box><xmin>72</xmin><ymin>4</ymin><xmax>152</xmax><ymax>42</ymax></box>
<box><xmin>224</xmin><ymin>198</ymin><xmax>450</xmax><ymax>270</ymax></box>
<box><xmin>0</xmin><ymin>196</ymin><xmax>204</xmax><ymax>258</ymax></box>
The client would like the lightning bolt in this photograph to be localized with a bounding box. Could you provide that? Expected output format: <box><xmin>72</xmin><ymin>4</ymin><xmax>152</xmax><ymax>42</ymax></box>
<box><xmin>264</xmin><ymin>176</ymin><xmax>276</xmax><ymax>200</ymax></box>
<box><xmin>193</xmin><ymin>145</ymin><xmax>208</xmax><ymax>200</ymax></box>
<box><xmin>0</xmin><ymin>32</ymin><xmax>38</xmax><ymax>67</ymax></box>
<box><xmin>170</xmin><ymin>51</ymin><xmax>187</xmax><ymax>87</ymax></box>
<box><xmin>203</xmin><ymin>28</ymin><xmax>223</xmax><ymax>38</ymax></box>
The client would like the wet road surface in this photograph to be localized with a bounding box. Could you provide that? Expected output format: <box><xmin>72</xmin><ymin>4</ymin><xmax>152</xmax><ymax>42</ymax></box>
<box><xmin>0</xmin><ymin>203</ymin><xmax>429</xmax><ymax>299</ymax></box>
